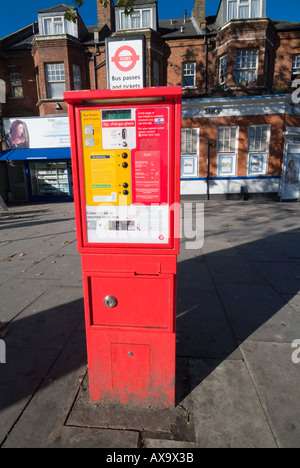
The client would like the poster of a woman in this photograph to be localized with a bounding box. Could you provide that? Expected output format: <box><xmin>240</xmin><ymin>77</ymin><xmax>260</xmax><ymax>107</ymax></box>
<box><xmin>285</xmin><ymin>159</ymin><xmax>298</xmax><ymax>183</ymax></box>
<box><xmin>5</xmin><ymin>120</ymin><xmax>29</xmax><ymax>149</ymax></box>
<box><xmin>281</xmin><ymin>154</ymin><xmax>300</xmax><ymax>200</ymax></box>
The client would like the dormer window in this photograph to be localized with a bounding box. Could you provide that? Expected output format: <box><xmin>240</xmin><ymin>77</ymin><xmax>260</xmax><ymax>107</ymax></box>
<box><xmin>38</xmin><ymin>10</ymin><xmax>77</xmax><ymax>37</ymax></box>
<box><xmin>43</xmin><ymin>16</ymin><xmax>64</xmax><ymax>35</ymax></box>
<box><xmin>115</xmin><ymin>2</ymin><xmax>158</xmax><ymax>32</ymax></box>
<box><xmin>225</xmin><ymin>0</ymin><xmax>263</xmax><ymax>22</ymax></box>
<box><xmin>119</xmin><ymin>8</ymin><xmax>152</xmax><ymax>30</ymax></box>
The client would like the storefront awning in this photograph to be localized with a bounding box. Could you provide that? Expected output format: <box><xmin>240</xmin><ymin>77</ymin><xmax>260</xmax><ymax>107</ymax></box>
<box><xmin>0</xmin><ymin>147</ymin><xmax>71</xmax><ymax>161</ymax></box>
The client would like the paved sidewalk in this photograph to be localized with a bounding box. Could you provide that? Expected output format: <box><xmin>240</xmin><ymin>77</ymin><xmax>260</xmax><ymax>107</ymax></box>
<box><xmin>0</xmin><ymin>200</ymin><xmax>300</xmax><ymax>448</ymax></box>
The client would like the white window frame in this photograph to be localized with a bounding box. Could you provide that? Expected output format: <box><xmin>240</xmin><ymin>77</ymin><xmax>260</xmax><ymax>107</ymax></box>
<box><xmin>227</xmin><ymin>0</ymin><xmax>262</xmax><ymax>21</ymax></box>
<box><xmin>219</xmin><ymin>55</ymin><xmax>227</xmax><ymax>85</ymax></box>
<box><xmin>10</xmin><ymin>73</ymin><xmax>23</xmax><ymax>97</ymax></box>
<box><xmin>182</xmin><ymin>62</ymin><xmax>196</xmax><ymax>89</ymax></box>
<box><xmin>119</xmin><ymin>8</ymin><xmax>152</xmax><ymax>30</ymax></box>
<box><xmin>43</xmin><ymin>16</ymin><xmax>65</xmax><ymax>35</ymax></box>
<box><xmin>45</xmin><ymin>63</ymin><xmax>66</xmax><ymax>99</ymax></box>
<box><xmin>247</xmin><ymin>125</ymin><xmax>270</xmax><ymax>175</ymax></box>
<box><xmin>181</xmin><ymin>128</ymin><xmax>199</xmax><ymax>178</ymax></box>
<box><xmin>235</xmin><ymin>49</ymin><xmax>258</xmax><ymax>85</ymax></box>
<box><xmin>217</xmin><ymin>126</ymin><xmax>239</xmax><ymax>176</ymax></box>
<box><xmin>292</xmin><ymin>55</ymin><xmax>300</xmax><ymax>79</ymax></box>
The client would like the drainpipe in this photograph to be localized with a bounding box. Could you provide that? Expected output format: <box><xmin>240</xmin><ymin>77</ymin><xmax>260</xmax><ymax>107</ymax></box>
<box><xmin>93</xmin><ymin>30</ymin><xmax>100</xmax><ymax>90</ymax></box>
<box><xmin>207</xmin><ymin>141</ymin><xmax>214</xmax><ymax>200</ymax></box>
<box><xmin>205</xmin><ymin>33</ymin><xmax>208</xmax><ymax>95</ymax></box>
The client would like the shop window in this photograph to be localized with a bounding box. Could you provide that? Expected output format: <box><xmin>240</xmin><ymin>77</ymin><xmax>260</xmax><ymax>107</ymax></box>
<box><xmin>73</xmin><ymin>64</ymin><xmax>82</xmax><ymax>90</ymax></box>
<box><xmin>30</xmin><ymin>162</ymin><xmax>69</xmax><ymax>197</ymax></box>
<box><xmin>181</xmin><ymin>128</ymin><xmax>199</xmax><ymax>178</ymax></box>
<box><xmin>182</xmin><ymin>63</ymin><xmax>196</xmax><ymax>89</ymax></box>
<box><xmin>292</xmin><ymin>55</ymin><xmax>300</xmax><ymax>80</ymax></box>
<box><xmin>235</xmin><ymin>49</ymin><xmax>258</xmax><ymax>85</ymax></box>
<box><xmin>219</xmin><ymin>55</ymin><xmax>227</xmax><ymax>85</ymax></box>
<box><xmin>10</xmin><ymin>73</ymin><xmax>23</xmax><ymax>98</ymax></box>
<box><xmin>247</xmin><ymin>125</ymin><xmax>270</xmax><ymax>175</ymax></box>
<box><xmin>217</xmin><ymin>126</ymin><xmax>239</xmax><ymax>176</ymax></box>
<box><xmin>45</xmin><ymin>63</ymin><xmax>66</xmax><ymax>99</ymax></box>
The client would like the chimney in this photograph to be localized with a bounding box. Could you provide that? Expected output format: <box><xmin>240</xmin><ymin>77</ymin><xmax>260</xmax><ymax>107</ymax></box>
<box><xmin>97</xmin><ymin>0</ymin><xmax>115</xmax><ymax>31</ymax></box>
<box><xmin>192</xmin><ymin>0</ymin><xmax>206</xmax><ymax>29</ymax></box>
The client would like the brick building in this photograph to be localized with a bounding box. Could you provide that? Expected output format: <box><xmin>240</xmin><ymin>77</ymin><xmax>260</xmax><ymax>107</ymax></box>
<box><xmin>0</xmin><ymin>0</ymin><xmax>300</xmax><ymax>202</ymax></box>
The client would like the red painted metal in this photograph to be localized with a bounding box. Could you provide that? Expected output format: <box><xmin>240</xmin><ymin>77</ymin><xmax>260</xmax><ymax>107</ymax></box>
<box><xmin>64</xmin><ymin>87</ymin><xmax>182</xmax><ymax>406</ymax></box>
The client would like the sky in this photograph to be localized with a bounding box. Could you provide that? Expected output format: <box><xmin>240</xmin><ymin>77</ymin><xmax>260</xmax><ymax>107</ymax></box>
<box><xmin>0</xmin><ymin>0</ymin><xmax>300</xmax><ymax>39</ymax></box>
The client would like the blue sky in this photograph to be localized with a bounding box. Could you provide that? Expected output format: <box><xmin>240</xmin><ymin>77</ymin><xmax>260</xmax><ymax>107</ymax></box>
<box><xmin>0</xmin><ymin>0</ymin><xmax>300</xmax><ymax>39</ymax></box>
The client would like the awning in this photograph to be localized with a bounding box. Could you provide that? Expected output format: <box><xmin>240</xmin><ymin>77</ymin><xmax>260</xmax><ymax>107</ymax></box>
<box><xmin>0</xmin><ymin>147</ymin><xmax>71</xmax><ymax>161</ymax></box>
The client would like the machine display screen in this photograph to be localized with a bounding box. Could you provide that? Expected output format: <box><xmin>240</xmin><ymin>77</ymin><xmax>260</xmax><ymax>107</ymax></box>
<box><xmin>102</xmin><ymin>110</ymin><xmax>132</xmax><ymax>120</ymax></box>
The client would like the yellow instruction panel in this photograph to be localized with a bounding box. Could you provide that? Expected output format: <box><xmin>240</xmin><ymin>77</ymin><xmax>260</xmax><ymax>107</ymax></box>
<box><xmin>80</xmin><ymin>109</ymin><xmax>133</xmax><ymax>206</ymax></box>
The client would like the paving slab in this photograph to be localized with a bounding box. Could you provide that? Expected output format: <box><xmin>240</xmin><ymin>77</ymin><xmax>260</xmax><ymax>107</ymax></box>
<box><xmin>216</xmin><ymin>283</ymin><xmax>300</xmax><ymax>342</ymax></box>
<box><xmin>205</xmin><ymin>255</ymin><xmax>268</xmax><ymax>285</ymax></box>
<box><xmin>177</xmin><ymin>289</ymin><xmax>241</xmax><ymax>359</ymax></box>
<box><xmin>240</xmin><ymin>341</ymin><xmax>300</xmax><ymax>448</ymax></box>
<box><xmin>0</xmin><ymin>278</ymin><xmax>53</xmax><ymax>323</ymax></box>
<box><xmin>177</xmin><ymin>260</ymin><xmax>215</xmax><ymax>290</ymax></box>
<box><xmin>2</xmin><ymin>331</ymin><xmax>87</xmax><ymax>448</ymax></box>
<box><xmin>188</xmin><ymin>358</ymin><xmax>277</xmax><ymax>448</ymax></box>
<box><xmin>282</xmin><ymin>294</ymin><xmax>300</xmax><ymax>315</ymax></box>
<box><xmin>235</xmin><ymin>238</ymin><xmax>289</xmax><ymax>262</ymax></box>
<box><xmin>0</xmin><ymin>345</ymin><xmax>60</xmax><ymax>444</ymax></box>
<box><xmin>19</xmin><ymin>252</ymin><xmax>82</xmax><ymax>282</ymax></box>
<box><xmin>45</xmin><ymin>426</ymin><xmax>140</xmax><ymax>448</ymax></box>
<box><xmin>253</xmin><ymin>261</ymin><xmax>300</xmax><ymax>295</ymax></box>
<box><xmin>143</xmin><ymin>439</ymin><xmax>198</xmax><ymax>449</ymax></box>
<box><xmin>4</xmin><ymin>286</ymin><xmax>84</xmax><ymax>350</ymax></box>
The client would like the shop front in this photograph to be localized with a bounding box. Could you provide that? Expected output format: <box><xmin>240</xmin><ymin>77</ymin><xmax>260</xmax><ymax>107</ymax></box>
<box><xmin>180</xmin><ymin>94</ymin><xmax>300</xmax><ymax>199</ymax></box>
<box><xmin>0</xmin><ymin>148</ymin><xmax>72</xmax><ymax>203</ymax></box>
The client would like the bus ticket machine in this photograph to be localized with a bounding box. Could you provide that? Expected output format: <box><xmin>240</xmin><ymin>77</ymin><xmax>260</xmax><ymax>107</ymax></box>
<box><xmin>64</xmin><ymin>87</ymin><xmax>182</xmax><ymax>406</ymax></box>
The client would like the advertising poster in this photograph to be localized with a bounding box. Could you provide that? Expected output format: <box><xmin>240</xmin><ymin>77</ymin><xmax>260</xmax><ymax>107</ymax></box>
<box><xmin>219</xmin><ymin>155</ymin><xmax>234</xmax><ymax>175</ymax></box>
<box><xmin>182</xmin><ymin>157</ymin><xmax>195</xmax><ymax>176</ymax></box>
<box><xmin>4</xmin><ymin>117</ymin><xmax>70</xmax><ymax>149</ymax></box>
<box><xmin>249</xmin><ymin>154</ymin><xmax>264</xmax><ymax>174</ymax></box>
<box><xmin>281</xmin><ymin>151</ymin><xmax>300</xmax><ymax>200</ymax></box>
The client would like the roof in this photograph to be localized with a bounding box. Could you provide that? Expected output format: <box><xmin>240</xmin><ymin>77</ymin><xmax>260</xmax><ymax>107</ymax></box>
<box><xmin>272</xmin><ymin>20</ymin><xmax>300</xmax><ymax>31</ymax></box>
<box><xmin>159</xmin><ymin>17</ymin><xmax>200</xmax><ymax>39</ymax></box>
<box><xmin>37</xmin><ymin>4</ymin><xmax>71</xmax><ymax>14</ymax></box>
<box><xmin>131</xmin><ymin>0</ymin><xmax>157</xmax><ymax>4</ymax></box>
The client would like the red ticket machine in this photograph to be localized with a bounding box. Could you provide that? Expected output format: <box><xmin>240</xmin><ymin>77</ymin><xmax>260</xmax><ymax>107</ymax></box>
<box><xmin>64</xmin><ymin>87</ymin><xmax>182</xmax><ymax>406</ymax></box>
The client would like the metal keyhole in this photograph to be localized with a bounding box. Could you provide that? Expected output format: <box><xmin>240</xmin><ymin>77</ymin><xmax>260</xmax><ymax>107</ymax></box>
<box><xmin>104</xmin><ymin>296</ymin><xmax>118</xmax><ymax>308</ymax></box>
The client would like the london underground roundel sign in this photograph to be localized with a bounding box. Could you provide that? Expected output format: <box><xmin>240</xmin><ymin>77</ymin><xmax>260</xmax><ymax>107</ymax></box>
<box><xmin>106</xmin><ymin>36</ymin><xmax>145</xmax><ymax>90</ymax></box>
<box><xmin>112</xmin><ymin>45</ymin><xmax>140</xmax><ymax>72</ymax></box>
